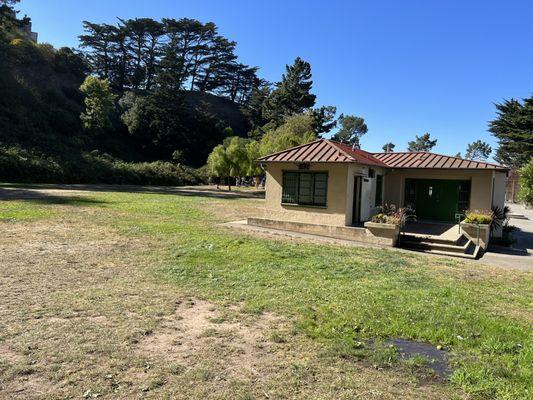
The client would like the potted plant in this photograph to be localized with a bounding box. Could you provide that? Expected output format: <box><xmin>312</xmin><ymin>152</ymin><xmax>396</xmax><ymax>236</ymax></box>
<box><xmin>364</xmin><ymin>204</ymin><xmax>416</xmax><ymax>246</ymax></box>
<box><xmin>460</xmin><ymin>210</ymin><xmax>492</xmax><ymax>249</ymax></box>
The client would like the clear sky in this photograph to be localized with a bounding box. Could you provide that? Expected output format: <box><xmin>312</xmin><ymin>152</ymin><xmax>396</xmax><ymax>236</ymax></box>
<box><xmin>17</xmin><ymin>0</ymin><xmax>533</xmax><ymax>158</ymax></box>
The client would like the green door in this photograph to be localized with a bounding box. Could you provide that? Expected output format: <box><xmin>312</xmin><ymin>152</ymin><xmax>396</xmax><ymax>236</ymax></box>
<box><xmin>404</xmin><ymin>179</ymin><xmax>470</xmax><ymax>222</ymax></box>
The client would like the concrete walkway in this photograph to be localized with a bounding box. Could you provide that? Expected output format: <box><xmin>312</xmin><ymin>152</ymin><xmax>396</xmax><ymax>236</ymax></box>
<box><xmin>478</xmin><ymin>203</ymin><xmax>533</xmax><ymax>270</ymax></box>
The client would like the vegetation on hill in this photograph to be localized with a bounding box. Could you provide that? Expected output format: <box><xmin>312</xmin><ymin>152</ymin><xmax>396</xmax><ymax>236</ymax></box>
<box><xmin>0</xmin><ymin>4</ymin><xmax>254</xmax><ymax>184</ymax></box>
<box><xmin>1</xmin><ymin>0</ymin><xmax>531</xmax><ymax>186</ymax></box>
<box><xmin>518</xmin><ymin>158</ymin><xmax>533</xmax><ymax>205</ymax></box>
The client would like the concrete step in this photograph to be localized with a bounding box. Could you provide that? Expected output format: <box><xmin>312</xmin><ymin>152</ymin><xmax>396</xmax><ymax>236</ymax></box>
<box><xmin>418</xmin><ymin>246</ymin><xmax>480</xmax><ymax>259</ymax></box>
<box><xmin>400</xmin><ymin>233</ymin><xmax>463</xmax><ymax>245</ymax></box>
<box><xmin>399</xmin><ymin>234</ymin><xmax>481</xmax><ymax>259</ymax></box>
<box><xmin>400</xmin><ymin>237</ymin><xmax>470</xmax><ymax>254</ymax></box>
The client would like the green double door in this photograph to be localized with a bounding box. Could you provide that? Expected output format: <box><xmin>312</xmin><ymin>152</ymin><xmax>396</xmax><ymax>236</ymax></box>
<box><xmin>404</xmin><ymin>179</ymin><xmax>470</xmax><ymax>222</ymax></box>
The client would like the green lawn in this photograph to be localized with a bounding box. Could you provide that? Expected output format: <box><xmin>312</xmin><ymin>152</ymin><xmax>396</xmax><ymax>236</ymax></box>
<box><xmin>0</xmin><ymin>186</ymin><xmax>531</xmax><ymax>399</ymax></box>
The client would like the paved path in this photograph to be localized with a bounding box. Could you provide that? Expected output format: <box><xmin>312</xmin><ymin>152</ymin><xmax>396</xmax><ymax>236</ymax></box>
<box><xmin>478</xmin><ymin>203</ymin><xmax>533</xmax><ymax>270</ymax></box>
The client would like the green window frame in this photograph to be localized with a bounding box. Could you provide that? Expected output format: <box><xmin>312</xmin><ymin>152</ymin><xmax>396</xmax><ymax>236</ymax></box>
<box><xmin>282</xmin><ymin>171</ymin><xmax>328</xmax><ymax>207</ymax></box>
<box><xmin>457</xmin><ymin>181</ymin><xmax>471</xmax><ymax>213</ymax></box>
<box><xmin>375</xmin><ymin>174</ymin><xmax>383</xmax><ymax>206</ymax></box>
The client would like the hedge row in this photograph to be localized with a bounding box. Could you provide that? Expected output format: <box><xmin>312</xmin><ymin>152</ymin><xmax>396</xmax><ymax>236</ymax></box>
<box><xmin>0</xmin><ymin>147</ymin><xmax>208</xmax><ymax>186</ymax></box>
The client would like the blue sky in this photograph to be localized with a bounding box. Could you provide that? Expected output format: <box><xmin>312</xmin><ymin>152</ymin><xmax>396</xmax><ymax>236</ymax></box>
<box><xmin>18</xmin><ymin>0</ymin><xmax>533</xmax><ymax>158</ymax></box>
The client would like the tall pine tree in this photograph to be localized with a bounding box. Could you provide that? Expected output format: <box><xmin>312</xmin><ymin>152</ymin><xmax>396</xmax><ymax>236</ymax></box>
<box><xmin>489</xmin><ymin>96</ymin><xmax>533</xmax><ymax>168</ymax></box>
<box><xmin>464</xmin><ymin>140</ymin><xmax>491</xmax><ymax>161</ymax></box>
<box><xmin>262</xmin><ymin>57</ymin><xmax>316</xmax><ymax>124</ymax></box>
<box><xmin>407</xmin><ymin>132</ymin><xmax>437</xmax><ymax>152</ymax></box>
<box><xmin>331</xmin><ymin>114</ymin><xmax>368</xmax><ymax>147</ymax></box>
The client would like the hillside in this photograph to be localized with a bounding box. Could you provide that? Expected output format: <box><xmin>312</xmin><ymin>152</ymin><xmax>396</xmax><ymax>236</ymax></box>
<box><xmin>0</xmin><ymin>38</ymin><xmax>251</xmax><ymax>183</ymax></box>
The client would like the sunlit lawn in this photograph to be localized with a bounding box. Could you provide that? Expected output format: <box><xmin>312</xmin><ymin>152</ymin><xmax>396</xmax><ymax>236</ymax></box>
<box><xmin>0</xmin><ymin>185</ymin><xmax>531</xmax><ymax>399</ymax></box>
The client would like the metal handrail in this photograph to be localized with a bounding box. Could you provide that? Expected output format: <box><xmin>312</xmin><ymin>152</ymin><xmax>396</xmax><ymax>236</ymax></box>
<box><xmin>455</xmin><ymin>213</ymin><xmax>465</xmax><ymax>235</ymax></box>
<box><xmin>457</xmin><ymin>213</ymin><xmax>482</xmax><ymax>247</ymax></box>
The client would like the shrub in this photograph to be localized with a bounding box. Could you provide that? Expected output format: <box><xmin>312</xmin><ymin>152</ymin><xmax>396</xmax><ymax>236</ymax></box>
<box><xmin>371</xmin><ymin>204</ymin><xmax>416</xmax><ymax>226</ymax></box>
<box><xmin>371</xmin><ymin>213</ymin><xmax>388</xmax><ymax>223</ymax></box>
<box><xmin>0</xmin><ymin>146</ymin><xmax>207</xmax><ymax>186</ymax></box>
<box><xmin>490</xmin><ymin>205</ymin><xmax>510</xmax><ymax>234</ymax></box>
<box><xmin>463</xmin><ymin>210</ymin><xmax>492</xmax><ymax>225</ymax></box>
<box><xmin>518</xmin><ymin>158</ymin><xmax>533</xmax><ymax>206</ymax></box>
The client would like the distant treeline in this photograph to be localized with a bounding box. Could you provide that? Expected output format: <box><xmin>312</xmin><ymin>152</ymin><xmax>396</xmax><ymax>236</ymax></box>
<box><xmin>79</xmin><ymin>18</ymin><xmax>263</xmax><ymax>104</ymax></box>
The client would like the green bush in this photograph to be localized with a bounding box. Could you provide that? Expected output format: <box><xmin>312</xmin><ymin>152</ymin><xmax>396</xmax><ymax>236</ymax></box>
<box><xmin>464</xmin><ymin>210</ymin><xmax>492</xmax><ymax>225</ymax></box>
<box><xmin>518</xmin><ymin>158</ymin><xmax>533</xmax><ymax>206</ymax></box>
<box><xmin>371</xmin><ymin>213</ymin><xmax>387</xmax><ymax>223</ymax></box>
<box><xmin>0</xmin><ymin>146</ymin><xmax>207</xmax><ymax>186</ymax></box>
<box><xmin>371</xmin><ymin>204</ymin><xmax>415</xmax><ymax>226</ymax></box>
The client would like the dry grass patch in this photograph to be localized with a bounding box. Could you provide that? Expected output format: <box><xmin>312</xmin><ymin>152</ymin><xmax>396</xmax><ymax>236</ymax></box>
<box><xmin>136</xmin><ymin>298</ymin><xmax>282</xmax><ymax>379</ymax></box>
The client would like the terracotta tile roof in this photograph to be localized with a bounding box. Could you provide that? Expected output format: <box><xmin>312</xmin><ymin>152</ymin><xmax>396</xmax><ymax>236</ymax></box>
<box><xmin>373</xmin><ymin>152</ymin><xmax>508</xmax><ymax>170</ymax></box>
<box><xmin>258</xmin><ymin>139</ymin><xmax>508</xmax><ymax>170</ymax></box>
<box><xmin>258</xmin><ymin>139</ymin><xmax>387</xmax><ymax>166</ymax></box>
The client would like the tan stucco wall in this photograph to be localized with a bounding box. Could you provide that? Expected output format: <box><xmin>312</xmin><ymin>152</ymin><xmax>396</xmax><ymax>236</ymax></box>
<box><xmin>492</xmin><ymin>171</ymin><xmax>506</xmax><ymax>210</ymax></box>
<box><xmin>263</xmin><ymin>163</ymin><xmax>506</xmax><ymax>227</ymax></box>
<box><xmin>491</xmin><ymin>171</ymin><xmax>507</xmax><ymax>237</ymax></box>
<box><xmin>263</xmin><ymin>162</ymin><xmax>386</xmax><ymax>227</ymax></box>
<box><xmin>263</xmin><ymin>162</ymin><xmax>350</xmax><ymax>226</ymax></box>
<box><xmin>383</xmin><ymin>169</ymin><xmax>499</xmax><ymax>212</ymax></box>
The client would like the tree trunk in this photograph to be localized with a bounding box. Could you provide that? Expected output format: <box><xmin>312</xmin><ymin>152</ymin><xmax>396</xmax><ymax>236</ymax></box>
<box><xmin>227</xmin><ymin>177</ymin><xmax>231</xmax><ymax>191</ymax></box>
<box><xmin>254</xmin><ymin>176</ymin><xmax>260</xmax><ymax>189</ymax></box>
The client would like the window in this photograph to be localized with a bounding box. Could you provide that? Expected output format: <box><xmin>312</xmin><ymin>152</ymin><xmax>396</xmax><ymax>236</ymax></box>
<box><xmin>375</xmin><ymin>174</ymin><xmax>383</xmax><ymax>206</ymax></box>
<box><xmin>282</xmin><ymin>171</ymin><xmax>328</xmax><ymax>206</ymax></box>
<box><xmin>404</xmin><ymin>179</ymin><xmax>416</xmax><ymax>207</ymax></box>
<box><xmin>457</xmin><ymin>181</ymin><xmax>471</xmax><ymax>213</ymax></box>
<box><xmin>368</xmin><ymin>169</ymin><xmax>375</xmax><ymax>178</ymax></box>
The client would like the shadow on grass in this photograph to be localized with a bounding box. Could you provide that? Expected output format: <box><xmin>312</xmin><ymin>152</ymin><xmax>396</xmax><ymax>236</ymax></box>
<box><xmin>0</xmin><ymin>187</ymin><xmax>108</xmax><ymax>206</ymax></box>
<box><xmin>0</xmin><ymin>184</ymin><xmax>265</xmax><ymax>200</ymax></box>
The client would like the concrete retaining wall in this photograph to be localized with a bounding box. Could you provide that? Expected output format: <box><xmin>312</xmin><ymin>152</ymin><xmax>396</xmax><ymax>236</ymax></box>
<box><xmin>247</xmin><ymin>218</ymin><xmax>398</xmax><ymax>246</ymax></box>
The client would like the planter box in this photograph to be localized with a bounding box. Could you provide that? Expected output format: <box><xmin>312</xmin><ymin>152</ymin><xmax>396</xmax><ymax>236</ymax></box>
<box><xmin>363</xmin><ymin>222</ymin><xmax>401</xmax><ymax>247</ymax></box>
<box><xmin>460</xmin><ymin>222</ymin><xmax>491</xmax><ymax>249</ymax></box>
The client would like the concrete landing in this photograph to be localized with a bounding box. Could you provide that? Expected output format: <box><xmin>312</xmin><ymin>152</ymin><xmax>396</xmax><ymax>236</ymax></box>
<box><xmin>402</xmin><ymin>221</ymin><xmax>461</xmax><ymax>242</ymax></box>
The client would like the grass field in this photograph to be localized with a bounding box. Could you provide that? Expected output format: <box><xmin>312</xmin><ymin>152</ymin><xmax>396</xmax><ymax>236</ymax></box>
<box><xmin>0</xmin><ymin>185</ymin><xmax>531</xmax><ymax>399</ymax></box>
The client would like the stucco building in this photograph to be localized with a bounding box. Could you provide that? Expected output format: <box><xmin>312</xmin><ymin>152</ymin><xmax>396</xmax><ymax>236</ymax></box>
<box><xmin>249</xmin><ymin>139</ymin><xmax>508</xmax><ymax>256</ymax></box>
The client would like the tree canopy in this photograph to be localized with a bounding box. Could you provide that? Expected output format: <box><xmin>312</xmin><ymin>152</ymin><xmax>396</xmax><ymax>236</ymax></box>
<box><xmin>259</xmin><ymin>113</ymin><xmax>317</xmax><ymax>156</ymax></box>
<box><xmin>207</xmin><ymin>136</ymin><xmax>256</xmax><ymax>189</ymax></box>
<box><xmin>262</xmin><ymin>57</ymin><xmax>316</xmax><ymax>125</ymax></box>
<box><xmin>79</xmin><ymin>17</ymin><xmax>260</xmax><ymax>103</ymax></box>
<box><xmin>518</xmin><ymin>158</ymin><xmax>533</xmax><ymax>205</ymax></box>
<box><xmin>80</xmin><ymin>76</ymin><xmax>116</xmax><ymax>134</ymax></box>
<box><xmin>382</xmin><ymin>142</ymin><xmax>395</xmax><ymax>152</ymax></box>
<box><xmin>407</xmin><ymin>132</ymin><xmax>437</xmax><ymax>152</ymax></box>
<box><xmin>464</xmin><ymin>140</ymin><xmax>491</xmax><ymax>161</ymax></box>
<box><xmin>330</xmin><ymin>114</ymin><xmax>368</xmax><ymax>148</ymax></box>
<box><xmin>489</xmin><ymin>96</ymin><xmax>533</xmax><ymax>168</ymax></box>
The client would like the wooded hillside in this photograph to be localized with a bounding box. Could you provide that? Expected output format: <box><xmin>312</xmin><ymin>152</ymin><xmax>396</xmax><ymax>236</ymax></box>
<box><xmin>0</xmin><ymin>3</ymin><xmax>256</xmax><ymax>183</ymax></box>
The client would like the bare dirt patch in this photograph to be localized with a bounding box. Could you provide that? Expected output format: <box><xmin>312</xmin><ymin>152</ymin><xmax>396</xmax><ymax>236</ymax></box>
<box><xmin>136</xmin><ymin>298</ymin><xmax>283</xmax><ymax>378</ymax></box>
<box><xmin>0</xmin><ymin>343</ymin><xmax>25</xmax><ymax>364</ymax></box>
<box><xmin>0</xmin><ymin>374</ymin><xmax>58</xmax><ymax>399</ymax></box>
